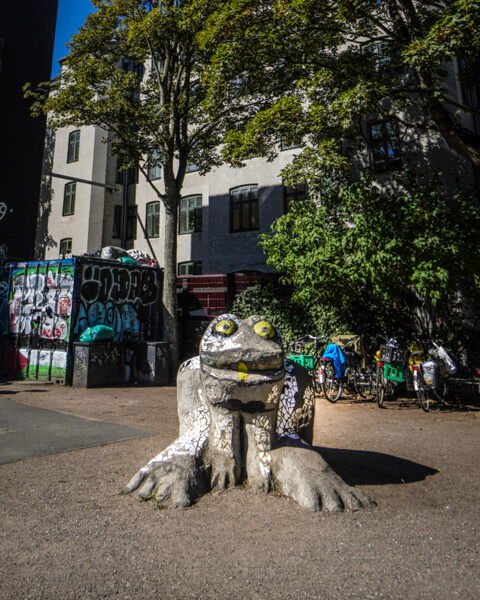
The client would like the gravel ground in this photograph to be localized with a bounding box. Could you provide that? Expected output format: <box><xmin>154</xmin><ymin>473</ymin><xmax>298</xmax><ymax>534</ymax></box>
<box><xmin>0</xmin><ymin>381</ymin><xmax>479</xmax><ymax>600</ymax></box>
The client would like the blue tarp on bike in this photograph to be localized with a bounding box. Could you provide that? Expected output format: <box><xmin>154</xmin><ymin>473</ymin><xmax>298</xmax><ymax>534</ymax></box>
<box><xmin>322</xmin><ymin>343</ymin><xmax>347</xmax><ymax>378</ymax></box>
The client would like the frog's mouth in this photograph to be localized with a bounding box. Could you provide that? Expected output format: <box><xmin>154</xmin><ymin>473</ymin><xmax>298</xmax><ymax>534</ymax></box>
<box><xmin>200</xmin><ymin>362</ymin><xmax>285</xmax><ymax>385</ymax></box>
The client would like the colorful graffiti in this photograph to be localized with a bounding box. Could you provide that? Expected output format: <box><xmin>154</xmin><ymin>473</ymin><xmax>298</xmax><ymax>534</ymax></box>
<box><xmin>74</xmin><ymin>263</ymin><xmax>161</xmax><ymax>341</ymax></box>
<box><xmin>0</xmin><ymin>244</ymin><xmax>9</xmax><ymax>347</ymax></box>
<box><xmin>3</xmin><ymin>259</ymin><xmax>163</xmax><ymax>383</ymax></box>
<box><xmin>8</xmin><ymin>263</ymin><xmax>74</xmax><ymax>341</ymax></box>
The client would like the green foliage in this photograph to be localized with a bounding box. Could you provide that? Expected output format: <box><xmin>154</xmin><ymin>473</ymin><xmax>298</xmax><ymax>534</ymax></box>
<box><xmin>260</xmin><ymin>171</ymin><xmax>480</xmax><ymax>355</ymax></box>
<box><xmin>204</xmin><ymin>0</ymin><xmax>480</xmax><ymax>169</ymax></box>
<box><xmin>230</xmin><ymin>281</ymin><xmax>338</xmax><ymax>349</ymax></box>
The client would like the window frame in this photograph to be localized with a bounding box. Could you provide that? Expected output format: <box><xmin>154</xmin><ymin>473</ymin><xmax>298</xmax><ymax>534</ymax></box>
<box><xmin>179</xmin><ymin>195</ymin><xmax>202</xmax><ymax>235</ymax></box>
<box><xmin>230</xmin><ymin>185</ymin><xmax>259</xmax><ymax>233</ymax></box>
<box><xmin>62</xmin><ymin>181</ymin><xmax>76</xmax><ymax>216</ymax></box>
<box><xmin>284</xmin><ymin>182</ymin><xmax>307</xmax><ymax>213</ymax></box>
<box><xmin>126</xmin><ymin>205</ymin><xmax>137</xmax><ymax>240</ymax></box>
<box><xmin>178</xmin><ymin>261</ymin><xmax>202</xmax><ymax>276</ymax></box>
<box><xmin>67</xmin><ymin>130</ymin><xmax>80</xmax><ymax>163</ymax></box>
<box><xmin>146</xmin><ymin>201</ymin><xmax>160</xmax><ymax>238</ymax></box>
<box><xmin>59</xmin><ymin>238</ymin><xmax>72</xmax><ymax>258</ymax></box>
<box><xmin>368</xmin><ymin>119</ymin><xmax>402</xmax><ymax>172</ymax></box>
<box><xmin>186</xmin><ymin>160</ymin><xmax>199</xmax><ymax>173</ymax></box>
<box><xmin>147</xmin><ymin>150</ymin><xmax>162</xmax><ymax>181</ymax></box>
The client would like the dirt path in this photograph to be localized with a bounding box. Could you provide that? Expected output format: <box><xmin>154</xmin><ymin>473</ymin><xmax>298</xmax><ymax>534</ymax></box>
<box><xmin>1</xmin><ymin>382</ymin><xmax>479</xmax><ymax>599</ymax></box>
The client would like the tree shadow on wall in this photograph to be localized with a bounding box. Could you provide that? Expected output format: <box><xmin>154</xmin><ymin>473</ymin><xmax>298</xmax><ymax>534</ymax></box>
<box><xmin>35</xmin><ymin>124</ymin><xmax>57</xmax><ymax>260</ymax></box>
<box><xmin>314</xmin><ymin>446</ymin><xmax>438</xmax><ymax>486</ymax></box>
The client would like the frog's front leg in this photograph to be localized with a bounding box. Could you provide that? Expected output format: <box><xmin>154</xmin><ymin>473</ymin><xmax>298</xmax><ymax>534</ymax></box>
<box><xmin>124</xmin><ymin>402</ymin><xmax>210</xmax><ymax>508</ymax></box>
<box><xmin>204</xmin><ymin>409</ymin><xmax>242</xmax><ymax>491</ymax></box>
<box><xmin>271</xmin><ymin>436</ymin><xmax>374</xmax><ymax>512</ymax></box>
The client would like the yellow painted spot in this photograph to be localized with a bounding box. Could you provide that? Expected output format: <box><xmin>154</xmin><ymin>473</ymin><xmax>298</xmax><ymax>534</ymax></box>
<box><xmin>239</xmin><ymin>362</ymin><xmax>248</xmax><ymax>382</ymax></box>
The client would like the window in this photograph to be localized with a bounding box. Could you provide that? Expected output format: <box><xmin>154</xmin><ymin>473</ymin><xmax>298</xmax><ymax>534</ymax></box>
<box><xmin>178</xmin><ymin>261</ymin><xmax>202</xmax><ymax>276</ymax></box>
<box><xmin>179</xmin><ymin>195</ymin><xmax>202</xmax><ymax>234</ymax></box>
<box><xmin>67</xmin><ymin>130</ymin><xmax>80</xmax><ymax>163</ymax></box>
<box><xmin>373</xmin><ymin>41</ymin><xmax>390</xmax><ymax>71</ymax></box>
<box><xmin>230</xmin><ymin>185</ymin><xmax>259</xmax><ymax>232</ymax></box>
<box><xmin>186</xmin><ymin>160</ymin><xmax>199</xmax><ymax>173</ymax></box>
<box><xmin>113</xmin><ymin>205</ymin><xmax>122</xmax><ymax>238</ymax></box>
<box><xmin>281</xmin><ymin>138</ymin><xmax>302</xmax><ymax>151</ymax></box>
<box><xmin>62</xmin><ymin>182</ymin><xmax>76</xmax><ymax>216</ymax></box>
<box><xmin>458</xmin><ymin>58</ymin><xmax>479</xmax><ymax>109</ymax></box>
<box><xmin>368</xmin><ymin>120</ymin><xmax>401</xmax><ymax>172</ymax></box>
<box><xmin>116</xmin><ymin>159</ymin><xmax>138</xmax><ymax>185</ymax></box>
<box><xmin>122</xmin><ymin>58</ymin><xmax>144</xmax><ymax>78</ymax></box>
<box><xmin>284</xmin><ymin>182</ymin><xmax>307</xmax><ymax>212</ymax></box>
<box><xmin>126</xmin><ymin>205</ymin><xmax>137</xmax><ymax>240</ymax></box>
<box><xmin>147</xmin><ymin>150</ymin><xmax>162</xmax><ymax>181</ymax></box>
<box><xmin>59</xmin><ymin>238</ymin><xmax>72</xmax><ymax>258</ymax></box>
<box><xmin>146</xmin><ymin>202</ymin><xmax>160</xmax><ymax>238</ymax></box>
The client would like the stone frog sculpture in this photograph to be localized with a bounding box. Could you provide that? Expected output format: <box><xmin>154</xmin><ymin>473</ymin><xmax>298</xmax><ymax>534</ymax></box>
<box><xmin>125</xmin><ymin>314</ymin><xmax>373</xmax><ymax>512</ymax></box>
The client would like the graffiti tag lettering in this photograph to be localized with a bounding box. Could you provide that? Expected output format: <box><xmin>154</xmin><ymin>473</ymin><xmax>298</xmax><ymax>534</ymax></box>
<box><xmin>81</xmin><ymin>265</ymin><xmax>159</xmax><ymax>305</ymax></box>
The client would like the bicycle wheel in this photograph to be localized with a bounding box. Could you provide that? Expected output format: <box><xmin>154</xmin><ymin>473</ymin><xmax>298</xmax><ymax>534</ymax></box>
<box><xmin>435</xmin><ymin>377</ymin><xmax>448</xmax><ymax>405</ymax></box>
<box><xmin>416</xmin><ymin>371</ymin><xmax>430</xmax><ymax>412</ymax></box>
<box><xmin>354</xmin><ymin>366</ymin><xmax>374</xmax><ymax>398</ymax></box>
<box><xmin>321</xmin><ymin>361</ymin><xmax>343</xmax><ymax>403</ymax></box>
<box><xmin>312</xmin><ymin>358</ymin><xmax>322</xmax><ymax>395</ymax></box>
<box><xmin>376</xmin><ymin>367</ymin><xmax>386</xmax><ymax>408</ymax></box>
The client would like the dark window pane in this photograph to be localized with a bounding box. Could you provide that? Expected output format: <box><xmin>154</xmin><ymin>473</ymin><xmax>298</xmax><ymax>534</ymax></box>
<box><xmin>126</xmin><ymin>205</ymin><xmax>137</xmax><ymax>240</ymax></box>
<box><xmin>251</xmin><ymin>201</ymin><xmax>259</xmax><ymax>229</ymax></box>
<box><xmin>230</xmin><ymin>186</ymin><xmax>259</xmax><ymax>231</ymax></box>
<box><xmin>113</xmin><ymin>206</ymin><xmax>122</xmax><ymax>238</ymax></box>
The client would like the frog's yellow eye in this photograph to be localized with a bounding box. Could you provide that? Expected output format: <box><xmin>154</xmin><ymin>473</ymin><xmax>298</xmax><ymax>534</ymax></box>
<box><xmin>254</xmin><ymin>320</ymin><xmax>275</xmax><ymax>338</ymax></box>
<box><xmin>215</xmin><ymin>319</ymin><xmax>237</xmax><ymax>336</ymax></box>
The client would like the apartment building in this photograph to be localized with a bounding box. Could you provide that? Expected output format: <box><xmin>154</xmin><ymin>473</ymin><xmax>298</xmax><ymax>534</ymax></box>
<box><xmin>35</xmin><ymin>53</ymin><xmax>478</xmax><ymax>277</ymax></box>
<box><xmin>0</xmin><ymin>1</ymin><xmax>58</xmax><ymax>262</ymax></box>
<box><xmin>36</xmin><ymin>121</ymin><xmax>308</xmax><ymax>275</ymax></box>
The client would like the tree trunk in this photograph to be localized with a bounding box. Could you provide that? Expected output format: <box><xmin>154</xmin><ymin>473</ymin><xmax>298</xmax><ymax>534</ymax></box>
<box><xmin>163</xmin><ymin>199</ymin><xmax>179</xmax><ymax>379</ymax></box>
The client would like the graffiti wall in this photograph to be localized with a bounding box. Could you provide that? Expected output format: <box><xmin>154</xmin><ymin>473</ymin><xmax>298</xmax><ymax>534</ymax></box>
<box><xmin>74</xmin><ymin>262</ymin><xmax>161</xmax><ymax>341</ymax></box>
<box><xmin>2</xmin><ymin>258</ymin><xmax>163</xmax><ymax>383</ymax></box>
<box><xmin>0</xmin><ymin>243</ymin><xmax>9</xmax><ymax>337</ymax></box>
<box><xmin>8</xmin><ymin>261</ymin><xmax>75</xmax><ymax>342</ymax></box>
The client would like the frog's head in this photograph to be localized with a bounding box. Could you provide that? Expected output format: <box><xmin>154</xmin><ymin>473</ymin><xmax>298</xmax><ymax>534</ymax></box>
<box><xmin>199</xmin><ymin>314</ymin><xmax>285</xmax><ymax>412</ymax></box>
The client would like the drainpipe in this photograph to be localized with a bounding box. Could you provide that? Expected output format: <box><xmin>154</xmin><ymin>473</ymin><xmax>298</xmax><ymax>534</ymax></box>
<box><xmin>121</xmin><ymin>178</ymin><xmax>128</xmax><ymax>249</ymax></box>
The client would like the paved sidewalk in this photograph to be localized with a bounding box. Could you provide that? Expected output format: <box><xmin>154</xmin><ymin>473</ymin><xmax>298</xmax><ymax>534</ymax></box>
<box><xmin>0</xmin><ymin>397</ymin><xmax>151</xmax><ymax>464</ymax></box>
<box><xmin>0</xmin><ymin>381</ymin><xmax>479</xmax><ymax>599</ymax></box>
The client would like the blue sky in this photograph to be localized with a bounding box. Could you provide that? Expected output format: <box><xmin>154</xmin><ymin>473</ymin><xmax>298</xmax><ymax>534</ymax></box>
<box><xmin>51</xmin><ymin>0</ymin><xmax>97</xmax><ymax>77</ymax></box>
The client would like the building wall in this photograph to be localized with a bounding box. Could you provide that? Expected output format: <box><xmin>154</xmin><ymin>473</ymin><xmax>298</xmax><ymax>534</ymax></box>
<box><xmin>44</xmin><ymin>125</ymin><xmax>114</xmax><ymax>258</ymax></box>
<box><xmin>0</xmin><ymin>1</ymin><xmax>58</xmax><ymax>262</ymax></box>
<box><xmin>38</xmin><ymin>57</ymin><xmax>478</xmax><ymax>275</ymax></box>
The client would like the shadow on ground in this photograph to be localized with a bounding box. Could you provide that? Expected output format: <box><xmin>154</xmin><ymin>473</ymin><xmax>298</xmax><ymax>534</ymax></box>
<box><xmin>315</xmin><ymin>446</ymin><xmax>438</xmax><ymax>486</ymax></box>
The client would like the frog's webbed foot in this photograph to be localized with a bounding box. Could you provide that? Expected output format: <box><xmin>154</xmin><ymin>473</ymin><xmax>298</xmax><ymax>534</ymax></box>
<box><xmin>125</xmin><ymin>454</ymin><xmax>208</xmax><ymax>508</ymax></box>
<box><xmin>271</xmin><ymin>438</ymin><xmax>374</xmax><ymax>512</ymax></box>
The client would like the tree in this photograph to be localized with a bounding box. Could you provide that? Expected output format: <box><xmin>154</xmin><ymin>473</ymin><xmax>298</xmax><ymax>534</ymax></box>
<box><xmin>205</xmin><ymin>0</ymin><xmax>480</xmax><ymax>172</ymax></box>
<box><xmin>260</xmin><ymin>171</ymin><xmax>480</xmax><ymax>356</ymax></box>
<box><xmin>25</xmin><ymin>0</ymin><xmax>292</xmax><ymax>371</ymax></box>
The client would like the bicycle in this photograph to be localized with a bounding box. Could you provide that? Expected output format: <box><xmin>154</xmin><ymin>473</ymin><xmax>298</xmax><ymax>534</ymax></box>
<box><xmin>375</xmin><ymin>337</ymin><xmax>406</xmax><ymax>408</ymax></box>
<box><xmin>288</xmin><ymin>334</ymin><xmax>327</xmax><ymax>395</ymax></box>
<box><xmin>409</xmin><ymin>339</ymin><xmax>456</xmax><ymax>412</ymax></box>
<box><xmin>331</xmin><ymin>334</ymin><xmax>374</xmax><ymax>399</ymax></box>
